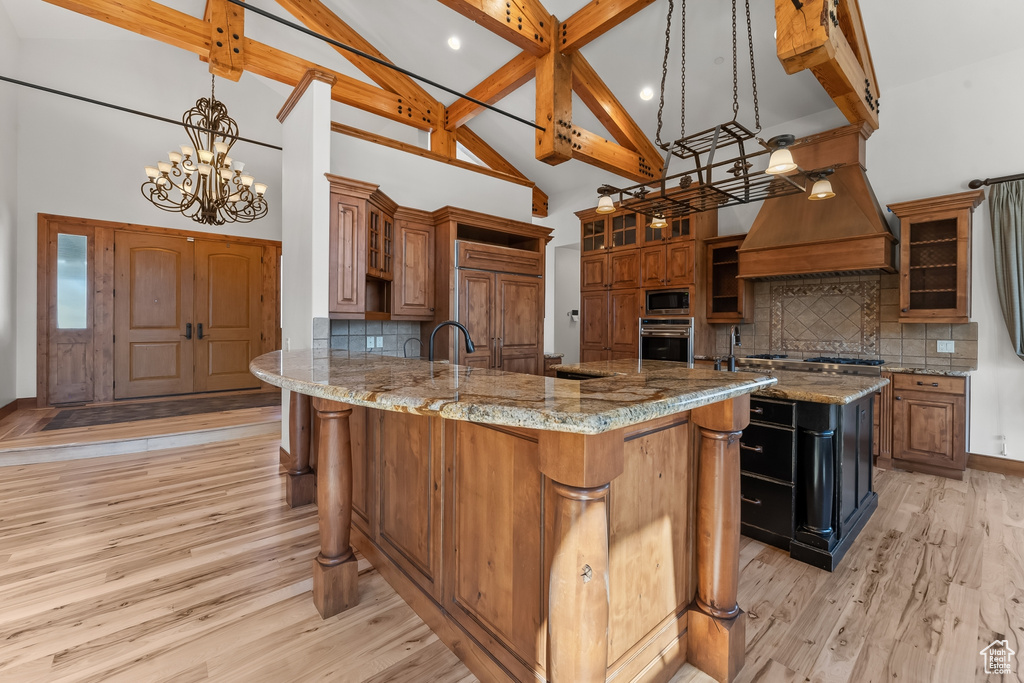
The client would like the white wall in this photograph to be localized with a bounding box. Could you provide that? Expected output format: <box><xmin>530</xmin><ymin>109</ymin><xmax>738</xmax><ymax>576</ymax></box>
<box><xmin>553</xmin><ymin>245</ymin><xmax>581</xmax><ymax>364</ymax></box>
<box><xmin>12</xmin><ymin>39</ymin><xmax>286</xmax><ymax>398</ymax></box>
<box><xmin>865</xmin><ymin>46</ymin><xmax>1024</xmax><ymax>459</ymax></box>
<box><xmin>329</xmin><ymin>134</ymin><xmax>532</xmax><ymax>219</ymax></box>
<box><xmin>0</xmin><ymin>3</ymin><xmax>19</xmax><ymax>407</ymax></box>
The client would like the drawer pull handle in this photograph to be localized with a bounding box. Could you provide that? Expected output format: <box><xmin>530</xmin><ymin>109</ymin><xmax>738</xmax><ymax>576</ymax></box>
<box><xmin>740</xmin><ymin>444</ymin><xmax>764</xmax><ymax>453</ymax></box>
<box><xmin>916</xmin><ymin>381</ymin><xmax>939</xmax><ymax>387</ymax></box>
<box><xmin>741</xmin><ymin>495</ymin><xmax>762</xmax><ymax>505</ymax></box>
<box><xmin>751</xmin><ymin>407</ymin><xmax>764</xmax><ymax>415</ymax></box>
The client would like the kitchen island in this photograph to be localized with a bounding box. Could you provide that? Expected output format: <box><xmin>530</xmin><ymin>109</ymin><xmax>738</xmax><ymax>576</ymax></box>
<box><xmin>250</xmin><ymin>351</ymin><xmax>775</xmax><ymax>683</ymax></box>
<box><xmin>554</xmin><ymin>360</ymin><xmax>889</xmax><ymax>570</ymax></box>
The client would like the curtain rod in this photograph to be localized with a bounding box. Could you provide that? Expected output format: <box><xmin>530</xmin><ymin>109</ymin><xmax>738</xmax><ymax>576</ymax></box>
<box><xmin>228</xmin><ymin>0</ymin><xmax>546</xmax><ymax>133</ymax></box>
<box><xmin>968</xmin><ymin>172</ymin><xmax>1024</xmax><ymax>189</ymax></box>
<box><xmin>0</xmin><ymin>74</ymin><xmax>284</xmax><ymax>151</ymax></box>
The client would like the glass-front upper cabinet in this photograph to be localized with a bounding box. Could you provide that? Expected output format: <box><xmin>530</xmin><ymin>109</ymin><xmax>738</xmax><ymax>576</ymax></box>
<box><xmin>644</xmin><ymin>216</ymin><xmax>691</xmax><ymax>244</ymax></box>
<box><xmin>581</xmin><ymin>216</ymin><xmax>607</xmax><ymax>252</ymax></box>
<box><xmin>610</xmin><ymin>212</ymin><xmax>637</xmax><ymax>248</ymax></box>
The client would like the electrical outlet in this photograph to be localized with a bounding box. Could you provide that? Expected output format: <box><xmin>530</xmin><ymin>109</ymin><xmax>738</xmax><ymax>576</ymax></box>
<box><xmin>285</xmin><ymin>338</ymin><xmax>290</xmax><ymax>351</ymax></box>
<box><xmin>376</xmin><ymin>336</ymin><xmax>384</xmax><ymax>348</ymax></box>
<box><xmin>936</xmin><ymin>340</ymin><xmax>955</xmax><ymax>353</ymax></box>
<box><xmin>366</xmin><ymin>337</ymin><xmax>375</xmax><ymax>350</ymax></box>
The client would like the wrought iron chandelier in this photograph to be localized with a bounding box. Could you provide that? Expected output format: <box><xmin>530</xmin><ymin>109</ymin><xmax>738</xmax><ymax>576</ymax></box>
<box><xmin>142</xmin><ymin>76</ymin><xmax>268</xmax><ymax>226</ymax></box>
<box><xmin>595</xmin><ymin>0</ymin><xmax>830</xmax><ymax>220</ymax></box>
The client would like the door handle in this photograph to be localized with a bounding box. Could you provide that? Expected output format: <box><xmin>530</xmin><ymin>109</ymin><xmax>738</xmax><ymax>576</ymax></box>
<box><xmin>197</xmin><ymin>323</ymin><xmax>204</xmax><ymax>339</ymax></box>
<box><xmin>497</xmin><ymin>337</ymin><xmax>503</xmax><ymax>367</ymax></box>
<box><xmin>740</xmin><ymin>443</ymin><xmax>763</xmax><ymax>453</ymax></box>
<box><xmin>184</xmin><ymin>323</ymin><xmax>192</xmax><ymax>340</ymax></box>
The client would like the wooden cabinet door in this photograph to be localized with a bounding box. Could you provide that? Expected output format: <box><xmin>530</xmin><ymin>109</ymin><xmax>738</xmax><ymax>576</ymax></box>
<box><xmin>580</xmin><ymin>252</ymin><xmax>608</xmax><ymax>291</ymax></box>
<box><xmin>892</xmin><ymin>390</ymin><xmax>966</xmax><ymax>471</ymax></box>
<box><xmin>113</xmin><ymin>232</ymin><xmax>194</xmax><ymax>398</ymax></box>
<box><xmin>457</xmin><ymin>269</ymin><xmax>495</xmax><ymax>368</ymax></box>
<box><xmin>328</xmin><ymin>191</ymin><xmax>366</xmax><ymax>315</ymax></box>
<box><xmin>608</xmin><ymin>250</ymin><xmax>640</xmax><ymax>289</ymax></box>
<box><xmin>394</xmin><ymin>218</ymin><xmax>434</xmax><ymax>319</ymax></box>
<box><xmin>664</xmin><ymin>242</ymin><xmax>694</xmax><ymax>286</ymax></box>
<box><xmin>608</xmin><ymin>289</ymin><xmax>640</xmax><ymax>356</ymax></box>
<box><xmin>580</xmin><ymin>290</ymin><xmax>609</xmax><ymax>357</ymax></box>
<box><xmin>495</xmin><ymin>274</ymin><xmax>542</xmax><ymax>375</ymax></box>
<box><xmin>640</xmin><ymin>246</ymin><xmax>666</xmax><ymax>288</ymax></box>
<box><xmin>193</xmin><ymin>239</ymin><xmax>263</xmax><ymax>392</ymax></box>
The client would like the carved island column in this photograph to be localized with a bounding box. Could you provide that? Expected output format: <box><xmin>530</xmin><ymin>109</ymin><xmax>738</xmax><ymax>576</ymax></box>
<box><xmin>284</xmin><ymin>392</ymin><xmax>316</xmax><ymax>507</ymax></box>
<box><xmin>537</xmin><ymin>429</ymin><xmax>625</xmax><ymax>683</ymax></box>
<box><xmin>688</xmin><ymin>394</ymin><xmax>750</xmax><ymax>683</ymax></box>
<box><xmin>310</xmin><ymin>397</ymin><xmax>359</xmax><ymax>618</ymax></box>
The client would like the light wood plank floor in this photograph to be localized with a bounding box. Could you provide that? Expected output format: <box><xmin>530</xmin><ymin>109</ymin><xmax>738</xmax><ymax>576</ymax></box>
<box><xmin>0</xmin><ymin>431</ymin><xmax>1020</xmax><ymax>682</ymax></box>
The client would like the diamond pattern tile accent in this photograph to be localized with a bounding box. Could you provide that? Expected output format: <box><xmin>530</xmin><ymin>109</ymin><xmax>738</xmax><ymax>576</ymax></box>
<box><xmin>769</xmin><ymin>281</ymin><xmax>880</xmax><ymax>355</ymax></box>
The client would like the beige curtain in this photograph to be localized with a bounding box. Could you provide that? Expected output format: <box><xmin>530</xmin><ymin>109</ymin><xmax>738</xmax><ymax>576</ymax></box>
<box><xmin>989</xmin><ymin>179</ymin><xmax>1024</xmax><ymax>361</ymax></box>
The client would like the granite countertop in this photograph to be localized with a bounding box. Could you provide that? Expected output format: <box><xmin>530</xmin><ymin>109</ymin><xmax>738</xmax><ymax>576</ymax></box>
<box><xmin>250</xmin><ymin>351</ymin><xmax>775</xmax><ymax>436</ymax></box>
<box><xmin>544</xmin><ymin>352</ymin><xmax>564</xmax><ymax>359</ymax></box>
<box><xmin>552</xmin><ymin>360</ymin><xmax>888</xmax><ymax>405</ymax></box>
<box><xmin>880</xmin><ymin>365</ymin><xmax>973</xmax><ymax>377</ymax></box>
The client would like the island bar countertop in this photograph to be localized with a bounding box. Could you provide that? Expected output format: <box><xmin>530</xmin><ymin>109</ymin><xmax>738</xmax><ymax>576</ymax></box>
<box><xmin>250</xmin><ymin>350</ymin><xmax>776</xmax><ymax>435</ymax></box>
<box><xmin>552</xmin><ymin>359</ymin><xmax>888</xmax><ymax>405</ymax></box>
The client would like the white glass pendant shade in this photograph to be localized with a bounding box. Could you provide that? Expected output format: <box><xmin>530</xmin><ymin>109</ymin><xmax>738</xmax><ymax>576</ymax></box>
<box><xmin>198</xmin><ymin>149</ymin><xmax>214</xmax><ymax>164</ymax></box>
<box><xmin>219</xmin><ymin>169</ymin><xmax>233</xmax><ymax>181</ymax></box>
<box><xmin>180</xmin><ymin>145</ymin><xmax>194</xmax><ymax>157</ymax></box>
<box><xmin>157</xmin><ymin>161</ymin><xmax>172</xmax><ymax>174</ymax></box>
<box><xmin>168</xmin><ymin>151</ymin><xmax>182</xmax><ymax>164</ymax></box>
<box><xmin>254</xmin><ymin>183</ymin><xmax>267</xmax><ymax>196</ymax></box>
<box><xmin>809</xmin><ymin>178</ymin><xmax>836</xmax><ymax>201</ymax></box>
<box><xmin>240</xmin><ymin>174</ymin><xmax>254</xmax><ymax>187</ymax></box>
<box><xmin>198</xmin><ymin>163</ymin><xmax>213</xmax><ymax>176</ymax></box>
<box><xmin>650</xmin><ymin>215</ymin><xmax>668</xmax><ymax>229</ymax></box>
<box><xmin>765</xmin><ymin>148</ymin><xmax>797</xmax><ymax>175</ymax></box>
<box><xmin>213</xmin><ymin>141</ymin><xmax>229</xmax><ymax>155</ymax></box>
<box><xmin>596</xmin><ymin>194</ymin><xmax>615</xmax><ymax>213</ymax></box>
<box><xmin>233</xmin><ymin>161</ymin><xmax>245</xmax><ymax>172</ymax></box>
<box><xmin>144</xmin><ymin>166</ymin><xmax>159</xmax><ymax>179</ymax></box>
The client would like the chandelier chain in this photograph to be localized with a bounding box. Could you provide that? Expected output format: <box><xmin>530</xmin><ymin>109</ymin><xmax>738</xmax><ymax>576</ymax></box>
<box><xmin>680</xmin><ymin>0</ymin><xmax>686</xmax><ymax>139</ymax></box>
<box><xmin>746</xmin><ymin>0</ymin><xmax>761</xmax><ymax>131</ymax></box>
<box><xmin>731</xmin><ymin>0</ymin><xmax>739</xmax><ymax>120</ymax></box>
<box><xmin>655</xmin><ymin>0</ymin><xmax>674</xmax><ymax>147</ymax></box>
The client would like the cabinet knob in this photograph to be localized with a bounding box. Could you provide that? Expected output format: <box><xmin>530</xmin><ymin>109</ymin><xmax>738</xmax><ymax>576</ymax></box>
<box><xmin>430</xmin><ymin>308</ymin><xmax>435</xmax><ymax>312</ymax></box>
<box><xmin>895</xmin><ymin>396</ymin><xmax>903</xmax><ymax>401</ymax></box>
<box><xmin>901</xmin><ymin>307</ymin><xmax>909</xmax><ymax>313</ymax></box>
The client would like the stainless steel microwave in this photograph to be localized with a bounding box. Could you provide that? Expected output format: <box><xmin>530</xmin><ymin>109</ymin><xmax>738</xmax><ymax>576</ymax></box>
<box><xmin>644</xmin><ymin>288</ymin><xmax>690</xmax><ymax>316</ymax></box>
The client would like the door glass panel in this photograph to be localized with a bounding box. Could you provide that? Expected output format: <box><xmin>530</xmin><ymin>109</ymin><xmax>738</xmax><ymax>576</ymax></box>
<box><xmin>56</xmin><ymin>233</ymin><xmax>88</xmax><ymax>329</ymax></box>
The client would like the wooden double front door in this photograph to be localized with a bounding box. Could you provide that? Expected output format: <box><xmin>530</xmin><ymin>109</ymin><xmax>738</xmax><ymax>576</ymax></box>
<box><xmin>114</xmin><ymin>233</ymin><xmax>263</xmax><ymax>398</ymax></box>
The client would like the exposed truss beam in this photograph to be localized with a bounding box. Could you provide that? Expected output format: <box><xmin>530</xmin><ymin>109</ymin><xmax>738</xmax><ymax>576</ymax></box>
<box><xmin>775</xmin><ymin>0</ymin><xmax>879</xmax><ymax>130</ymax></box>
<box><xmin>444</xmin><ymin>50</ymin><xmax>536</xmax><ymax>130</ymax></box>
<box><xmin>560</xmin><ymin>0</ymin><xmax>657</xmax><ymax>52</ymax></box>
<box><xmin>206</xmin><ymin>0</ymin><xmax>245</xmax><ymax>81</ymax></box>
<box><xmin>46</xmin><ymin>0</ymin><xmax>209</xmax><ymax>55</ymax></box>
<box><xmin>570</xmin><ymin>127</ymin><xmax>657</xmax><ymax>183</ymax></box>
<box><xmin>535</xmin><ymin>14</ymin><xmax>572</xmax><ymax>165</ymax></box>
<box><xmin>435</xmin><ymin>0</ymin><xmax>551</xmax><ymax>56</ymax></box>
<box><xmin>571</xmin><ymin>52</ymin><xmax>662</xmax><ymax>177</ymax></box>
<box><xmin>273</xmin><ymin>0</ymin><xmax>440</xmax><ymax>115</ymax></box>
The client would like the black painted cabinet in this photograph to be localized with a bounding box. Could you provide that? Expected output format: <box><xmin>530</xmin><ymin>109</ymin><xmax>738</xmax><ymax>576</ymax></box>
<box><xmin>740</xmin><ymin>394</ymin><xmax>877</xmax><ymax>571</ymax></box>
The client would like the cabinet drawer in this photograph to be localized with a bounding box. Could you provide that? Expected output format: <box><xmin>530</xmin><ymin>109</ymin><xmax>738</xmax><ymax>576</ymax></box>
<box><xmin>456</xmin><ymin>241</ymin><xmax>543</xmax><ymax>276</ymax></box>
<box><xmin>892</xmin><ymin>373</ymin><xmax>965</xmax><ymax>395</ymax></box>
<box><xmin>749</xmin><ymin>398</ymin><xmax>796</xmax><ymax>427</ymax></box>
<box><xmin>741</xmin><ymin>474</ymin><xmax>794</xmax><ymax>540</ymax></box>
<box><xmin>740</xmin><ymin>423</ymin><xmax>796</xmax><ymax>483</ymax></box>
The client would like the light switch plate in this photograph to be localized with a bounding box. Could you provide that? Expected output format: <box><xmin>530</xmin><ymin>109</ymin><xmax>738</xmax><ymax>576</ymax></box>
<box><xmin>376</xmin><ymin>336</ymin><xmax>384</xmax><ymax>348</ymax></box>
<box><xmin>366</xmin><ymin>337</ymin><xmax>375</xmax><ymax>350</ymax></box>
<box><xmin>937</xmin><ymin>340</ymin><xmax>955</xmax><ymax>353</ymax></box>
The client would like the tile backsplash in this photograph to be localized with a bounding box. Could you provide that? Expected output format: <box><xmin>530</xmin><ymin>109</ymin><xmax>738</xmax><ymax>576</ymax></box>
<box><xmin>312</xmin><ymin>318</ymin><xmax>423</xmax><ymax>357</ymax></box>
<box><xmin>714</xmin><ymin>273</ymin><xmax>978</xmax><ymax>370</ymax></box>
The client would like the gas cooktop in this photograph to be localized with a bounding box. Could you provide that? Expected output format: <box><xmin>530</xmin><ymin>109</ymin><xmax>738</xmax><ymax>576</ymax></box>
<box><xmin>735</xmin><ymin>356</ymin><xmax>886</xmax><ymax>376</ymax></box>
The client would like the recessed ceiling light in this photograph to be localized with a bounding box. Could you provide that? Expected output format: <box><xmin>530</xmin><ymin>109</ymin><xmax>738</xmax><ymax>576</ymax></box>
<box><xmin>447</xmin><ymin>36</ymin><xmax>461</xmax><ymax>50</ymax></box>
<box><xmin>714</xmin><ymin>56</ymin><xmax>724</xmax><ymax>65</ymax></box>
<box><xmin>639</xmin><ymin>87</ymin><xmax>654</xmax><ymax>101</ymax></box>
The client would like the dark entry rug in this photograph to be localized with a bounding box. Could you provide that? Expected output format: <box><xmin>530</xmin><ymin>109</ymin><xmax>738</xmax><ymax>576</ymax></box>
<box><xmin>42</xmin><ymin>391</ymin><xmax>281</xmax><ymax>431</ymax></box>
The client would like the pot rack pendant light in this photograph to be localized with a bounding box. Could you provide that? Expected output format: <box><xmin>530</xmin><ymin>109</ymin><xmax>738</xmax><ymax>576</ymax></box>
<box><xmin>596</xmin><ymin>193</ymin><xmax>616</xmax><ymax>213</ymax></box>
<box><xmin>595</xmin><ymin>0</ymin><xmax>832</xmax><ymax>218</ymax></box>
<box><xmin>808</xmin><ymin>169</ymin><xmax>836</xmax><ymax>200</ymax></box>
<box><xmin>142</xmin><ymin>75</ymin><xmax>268</xmax><ymax>226</ymax></box>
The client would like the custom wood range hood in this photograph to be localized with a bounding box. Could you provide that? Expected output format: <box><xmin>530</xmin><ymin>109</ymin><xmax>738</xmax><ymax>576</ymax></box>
<box><xmin>738</xmin><ymin>123</ymin><xmax>896</xmax><ymax>279</ymax></box>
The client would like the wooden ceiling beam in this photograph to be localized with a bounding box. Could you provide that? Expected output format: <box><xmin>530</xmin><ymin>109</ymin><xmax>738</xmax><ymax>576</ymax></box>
<box><xmin>444</xmin><ymin>50</ymin><xmax>536</xmax><ymax>130</ymax></box>
<box><xmin>570</xmin><ymin>126</ymin><xmax>657</xmax><ymax>184</ymax></box>
<box><xmin>535</xmin><ymin>14</ymin><xmax>572</xmax><ymax>165</ymax></box>
<box><xmin>435</xmin><ymin>0</ymin><xmax>551</xmax><ymax>56</ymax></box>
<box><xmin>560</xmin><ymin>0</ymin><xmax>657</xmax><ymax>52</ymax></box>
<box><xmin>243</xmin><ymin>39</ymin><xmax>437</xmax><ymax>131</ymax></box>
<box><xmin>45</xmin><ymin>0</ymin><xmax>210</xmax><ymax>55</ymax></box>
<box><xmin>571</xmin><ymin>52</ymin><xmax>662</xmax><ymax>177</ymax></box>
<box><xmin>457</xmin><ymin>126</ymin><xmax>548</xmax><ymax>216</ymax></box>
<box><xmin>775</xmin><ymin>0</ymin><xmax>879</xmax><ymax>130</ymax></box>
<box><xmin>206</xmin><ymin>0</ymin><xmax>245</xmax><ymax>81</ymax></box>
<box><xmin>273</xmin><ymin>0</ymin><xmax>441</xmax><ymax>116</ymax></box>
